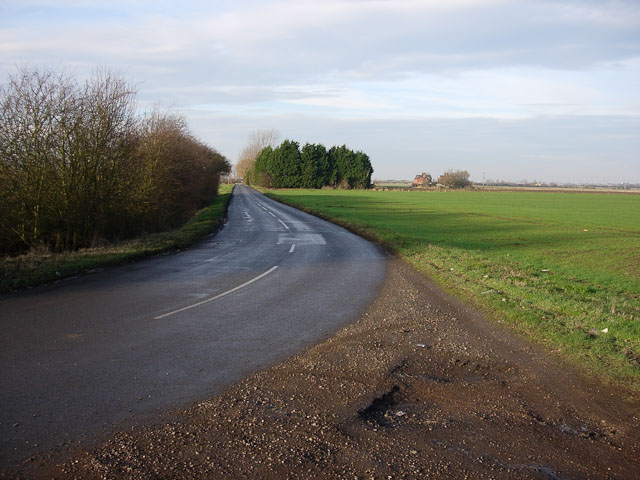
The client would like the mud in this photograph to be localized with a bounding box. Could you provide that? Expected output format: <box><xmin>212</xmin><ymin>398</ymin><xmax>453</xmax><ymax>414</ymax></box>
<box><xmin>8</xmin><ymin>258</ymin><xmax>640</xmax><ymax>479</ymax></box>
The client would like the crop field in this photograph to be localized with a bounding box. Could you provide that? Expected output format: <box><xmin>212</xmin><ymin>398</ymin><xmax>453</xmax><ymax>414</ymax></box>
<box><xmin>265</xmin><ymin>189</ymin><xmax>640</xmax><ymax>389</ymax></box>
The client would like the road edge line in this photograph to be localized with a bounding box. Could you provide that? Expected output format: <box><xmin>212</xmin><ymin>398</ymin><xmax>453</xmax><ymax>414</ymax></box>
<box><xmin>154</xmin><ymin>265</ymin><xmax>279</xmax><ymax>319</ymax></box>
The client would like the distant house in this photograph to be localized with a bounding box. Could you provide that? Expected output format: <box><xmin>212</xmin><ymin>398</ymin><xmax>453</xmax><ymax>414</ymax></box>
<box><xmin>413</xmin><ymin>172</ymin><xmax>432</xmax><ymax>186</ymax></box>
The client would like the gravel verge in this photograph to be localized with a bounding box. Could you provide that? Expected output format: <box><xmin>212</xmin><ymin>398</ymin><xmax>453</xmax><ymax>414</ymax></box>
<box><xmin>9</xmin><ymin>257</ymin><xmax>640</xmax><ymax>479</ymax></box>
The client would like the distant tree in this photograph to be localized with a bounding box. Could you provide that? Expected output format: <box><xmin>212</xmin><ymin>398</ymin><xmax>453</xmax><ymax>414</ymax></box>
<box><xmin>438</xmin><ymin>170</ymin><xmax>472</xmax><ymax>188</ymax></box>
<box><xmin>351</xmin><ymin>151</ymin><xmax>373</xmax><ymax>189</ymax></box>
<box><xmin>300</xmin><ymin>143</ymin><xmax>318</xmax><ymax>188</ymax></box>
<box><xmin>246</xmin><ymin>140</ymin><xmax>372</xmax><ymax>189</ymax></box>
<box><xmin>315</xmin><ymin>144</ymin><xmax>335</xmax><ymax>187</ymax></box>
<box><xmin>268</xmin><ymin>139</ymin><xmax>302</xmax><ymax>188</ymax></box>
<box><xmin>329</xmin><ymin>145</ymin><xmax>372</xmax><ymax>189</ymax></box>
<box><xmin>236</xmin><ymin>129</ymin><xmax>279</xmax><ymax>182</ymax></box>
<box><xmin>251</xmin><ymin>146</ymin><xmax>273</xmax><ymax>187</ymax></box>
<box><xmin>300</xmin><ymin>143</ymin><xmax>331</xmax><ymax>188</ymax></box>
<box><xmin>329</xmin><ymin>145</ymin><xmax>353</xmax><ymax>188</ymax></box>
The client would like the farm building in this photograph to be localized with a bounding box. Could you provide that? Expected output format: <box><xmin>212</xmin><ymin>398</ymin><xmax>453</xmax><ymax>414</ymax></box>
<box><xmin>413</xmin><ymin>172</ymin><xmax>432</xmax><ymax>186</ymax></box>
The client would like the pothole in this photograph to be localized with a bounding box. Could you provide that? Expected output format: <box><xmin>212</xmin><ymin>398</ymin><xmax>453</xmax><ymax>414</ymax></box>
<box><xmin>358</xmin><ymin>386</ymin><xmax>401</xmax><ymax>426</ymax></box>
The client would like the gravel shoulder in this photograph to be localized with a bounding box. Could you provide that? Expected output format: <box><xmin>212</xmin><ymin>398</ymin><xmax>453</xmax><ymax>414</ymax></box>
<box><xmin>11</xmin><ymin>257</ymin><xmax>640</xmax><ymax>479</ymax></box>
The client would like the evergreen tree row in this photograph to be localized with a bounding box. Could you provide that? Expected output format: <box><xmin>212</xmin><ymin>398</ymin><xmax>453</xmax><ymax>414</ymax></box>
<box><xmin>245</xmin><ymin>140</ymin><xmax>373</xmax><ymax>189</ymax></box>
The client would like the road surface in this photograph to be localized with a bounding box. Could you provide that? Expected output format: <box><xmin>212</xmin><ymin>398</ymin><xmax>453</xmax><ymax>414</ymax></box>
<box><xmin>0</xmin><ymin>185</ymin><xmax>385</xmax><ymax>468</ymax></box>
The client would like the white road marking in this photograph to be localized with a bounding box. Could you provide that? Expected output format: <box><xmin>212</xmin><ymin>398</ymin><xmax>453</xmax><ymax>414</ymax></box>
<box><xmin>286</xmin><ymin>220</ymin><xmax>311</xmax><ymax>232</ymax></box>
<box><xmin>261</xmin><ymin>207</ymin><xmax>268</xmax><ymax>211</ymax></box>
<box><xmin>289</xmin><ymin>244</ymin><xmax>296</xmax><ymax>253</ymax></box>
<box><xmin>268</xmin><ymin>211</ymin><xmax>276</xmax><ymax>217</ymax></box>
<box><xmin>277</xmin><ymin>233</ymin><xmax>325</xmax><ymax>245</ymax></box>
<box><xmin>206</xmin><ymin>257</ymin><xmax>217</xmax><ymax>262</ymax></box>
<box><xmin>278</xmin><ymin>219</ymin><xmax>290</xmax><ymax>230</ymax></box>
<box><xmin>154</xmin><ymin>266</ymin><xmax>279</xmax><ymax>320</ymax></box>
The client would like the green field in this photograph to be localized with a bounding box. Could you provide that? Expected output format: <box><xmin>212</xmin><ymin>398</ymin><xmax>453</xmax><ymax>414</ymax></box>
<box><xmin>265</xmin><ymin>189</ymin><xmax>640</xmax><ymax>389</ymax></box>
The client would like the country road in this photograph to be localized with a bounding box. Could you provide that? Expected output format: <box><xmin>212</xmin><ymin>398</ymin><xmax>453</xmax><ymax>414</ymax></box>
<box><xmin>0</xmin><ymin>185</ymin><xmax>386</xmax><ymax>468</ymax></box>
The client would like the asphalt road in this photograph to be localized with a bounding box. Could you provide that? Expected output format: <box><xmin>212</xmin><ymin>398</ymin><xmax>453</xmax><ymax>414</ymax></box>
<box><xmin>0</xmin><ymin>185</ymin><xmax>386</xmax><ymax>468</ymax></box>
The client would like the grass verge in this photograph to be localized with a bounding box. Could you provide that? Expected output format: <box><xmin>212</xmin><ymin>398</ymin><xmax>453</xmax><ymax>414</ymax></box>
<box><xmin>0</xmin><ymin>184</ymin><xmax>234</xmax><ymax>293</ymax></box>
<box><xmin>263</xmin><ymin>188</ymin><xmax>640</xmax><ymax>391</ymax></box>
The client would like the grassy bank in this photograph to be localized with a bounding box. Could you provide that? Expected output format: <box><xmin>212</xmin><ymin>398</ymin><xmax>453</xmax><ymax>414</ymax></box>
<box><xmin>264</xmin><ymin>188</ymin><xmax>640</xmax><ymax>390</ymax></box>
<box><xmin>1</xmin><ymin>185</ymin><xmax>234</xmax><ymax>293</ymax></box>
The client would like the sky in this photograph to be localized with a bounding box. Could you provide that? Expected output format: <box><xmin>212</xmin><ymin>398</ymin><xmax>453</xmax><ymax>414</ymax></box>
<box><xmin>1</xmin><ymin>0</ymin><xmax>639</xmax><ymax>184</ymax></box>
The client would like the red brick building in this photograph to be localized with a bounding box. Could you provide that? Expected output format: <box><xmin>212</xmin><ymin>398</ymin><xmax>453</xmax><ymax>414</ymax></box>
<box><xmin>413</xmin><ymin>172</ymin><xmax>432</xmax><ymax>186</ymax></box>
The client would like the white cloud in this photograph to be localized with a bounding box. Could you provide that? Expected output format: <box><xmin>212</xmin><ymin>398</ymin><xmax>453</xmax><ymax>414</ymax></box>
<box><xmin>1</xmin><ymin>0</ymin><xmax>639</xmax><ymax>182</ymax></box>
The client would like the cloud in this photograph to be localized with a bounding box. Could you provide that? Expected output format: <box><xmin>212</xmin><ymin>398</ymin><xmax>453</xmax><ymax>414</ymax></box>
<box><xmin>1</xmin><ymin>0</ymin><xmax>639</xmax><ymax>182</ymax></box>
<box><xmin>197</xmin><ymin>0</ymin><xmax>640</xmax><ymax>76</ymax></box>
<box><xmin>3</xmin><ymin>0</ymin><xmax>639</xmax><ymax>77</ymax></box>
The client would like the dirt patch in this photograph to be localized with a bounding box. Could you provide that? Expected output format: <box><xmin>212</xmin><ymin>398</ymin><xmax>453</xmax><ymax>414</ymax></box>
<box><xmin>9</xmin><ymin>258</ymin><xmax>640</xmax><ymax>479</ymax></box>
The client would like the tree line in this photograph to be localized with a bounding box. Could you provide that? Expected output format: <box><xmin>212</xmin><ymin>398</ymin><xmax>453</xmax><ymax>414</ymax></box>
<box><xmin>0</xmin><ymin>68</ymin><xmax>230</xmax><ymax>255</ymax></box>
<box><xmin>438</xmin><ymin>170</ymin><xmax>472</xmax><ymax>188</ymax></box>
<box><xmin>244</xmin><ymin>140</ymin><xmax>373</xmax><ymax>189</ymax></box>
<box><xmin>412</xmin><ymin>170</ymin><xmax>472</xmax><ymax>188</ymax></box>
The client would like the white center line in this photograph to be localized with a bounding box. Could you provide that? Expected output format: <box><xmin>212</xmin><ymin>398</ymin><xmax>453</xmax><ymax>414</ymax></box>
<box><xmin>268</xmin><ymin>211</ymin><xmax>276</xmax><ymax>217</ymax></box>
<box><xmin>154</xmin><ymin>266</ymin><xmax>279</xmax><ymax>320</ymax></box>
<box><xmin>278</xmin><ymin>219</ymin><xmax>290</xmax><ymax>230</ymax></box>
<box><xmin>289</xmin><ymin>243</ymin><xmax>296</xmax><ymax>253</ymax></box>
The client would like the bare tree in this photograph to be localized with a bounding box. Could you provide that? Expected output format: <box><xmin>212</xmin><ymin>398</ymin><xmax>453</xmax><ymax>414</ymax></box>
<box><xmin>70</xmin><ymin>68</ymin><xmax>139</xmax><ymax>245</ymax></box>
<box><xmin>438</xmin><ymin>170</ymin><xmax>472</xmax><ymax>188</ymax></box>
<box><xmin>0</xmin><ymin>68</ymin><xmax>79</xmax><ymax>251</ymax></box>
<box><xmin>236</xmin><ymin>129</ymin><xmax>280</xmax><ymax>181</ymax></box>
<box><xmin>134</xmin><ymin>108</ymin><xmax>229</xmax><ymax>231</ymax></box>
<box><xmin>0</xmin><ymin>67</ymin><xmax>229</xmax><ymax>254</ymax></box>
